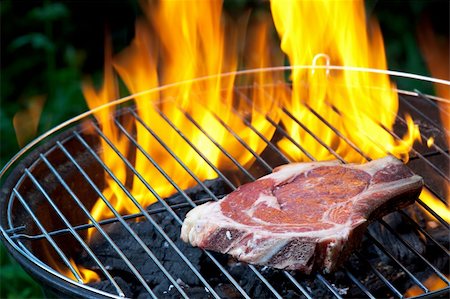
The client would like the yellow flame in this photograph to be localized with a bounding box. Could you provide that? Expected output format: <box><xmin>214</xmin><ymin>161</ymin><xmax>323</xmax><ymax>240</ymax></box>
<box><xmin>69</xmin><ymin>258</ymin><xmax>100</xmax><ymax>284</ymax></box>
<box><xmin>83</xmin><ymin>36</ymin><xmax>135</xmax><ymax>228</ymax></box>
<box><xmin>419</xmin><ymin>188</ymin><xmax>450</xmax><ymax>223</ymax></box>
<box><xmin>427</xmin><ymin>137</ymin><xmax>435</xmax><ymax>148</ymax></box>
<box><xmin>82</xmin><ymin>0</ymin><xmax>421</xmax><ymax>232</ymax></box>
<box><xmin>270</xmin><ymin>0</ymin><xmax>420</xmax><ymax>163</ymax></box>
<box><xmin>83</xmin><ymin>1</ymin><xmax>284</xmax><ymax>227</ymax></box>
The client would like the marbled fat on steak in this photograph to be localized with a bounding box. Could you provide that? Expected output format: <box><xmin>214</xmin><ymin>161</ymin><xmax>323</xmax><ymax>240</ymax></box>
<box><xmin>181</xmin><ymin>156</ymin><xmax>423</xmax><ymax>274</ymax></box>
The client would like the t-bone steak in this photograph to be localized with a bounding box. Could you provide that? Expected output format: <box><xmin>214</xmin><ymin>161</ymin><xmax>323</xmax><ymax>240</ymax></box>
<box><xmin>180</xmin><ymin>156</ymin><xmax>423</xmax><ymax>274</ymax></box>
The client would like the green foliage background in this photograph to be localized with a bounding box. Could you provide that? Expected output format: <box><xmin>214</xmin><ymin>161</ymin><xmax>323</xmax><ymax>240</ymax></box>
<box><xmin>0</xmin><ymin>0</ymin><xmax>448</xmax><ymax>298</ymax></box>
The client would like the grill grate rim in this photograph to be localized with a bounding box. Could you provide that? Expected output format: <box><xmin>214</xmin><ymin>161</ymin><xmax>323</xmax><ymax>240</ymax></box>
<box><xmin>1</xmin><ymin>79</ymin><xmax>449</xmax><ymax>299</ymax></box>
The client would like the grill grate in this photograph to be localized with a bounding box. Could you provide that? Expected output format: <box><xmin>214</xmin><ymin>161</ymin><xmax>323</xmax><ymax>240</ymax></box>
<box><xmin>1</xmin><ymin>69</ymin><xmax>449</xmax><ymax>299</ymax></box>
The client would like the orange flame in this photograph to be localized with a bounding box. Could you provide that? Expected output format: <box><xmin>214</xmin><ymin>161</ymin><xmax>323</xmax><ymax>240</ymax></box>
<box><xmin>83</xmin><ymin>1</ymin><xmax>284</xmax><ymax>229</ymax></box>
<box><xmin>417</xmin><ymin>16</ymin><xmax>449</xmax><ymax>97</ymax></box>
<box><xmin>82</xmin><ymin>0</ymin><xmax>421</xmax><ymax>230</ymax></box>
<box><xmin>416</xmin><ymin>16</ymin><xmax>450</xmax><ymax>224</ymax></box>
<box><xmin>68</xmin><ymin>258</ymin><xmax>100</xmax><ymax>284</ymax></box>
<box><xmin>38</xmin><ymin>241</ymin><xmax>100</xmax><ymax>284</ymax></box>
<box><xmin>13</xmin><ymin>95</ymin><xmax>46</xmax><ymax>148</ymax></box>
<box><xmin>83</xmin><ymin>36</ymin><xmax>135</xmax><ymax>224</ymax></box>
<box><xmin>405</xmin><ymin>274</ymin><xmax>449</xmax><ymax>297</ymax></box>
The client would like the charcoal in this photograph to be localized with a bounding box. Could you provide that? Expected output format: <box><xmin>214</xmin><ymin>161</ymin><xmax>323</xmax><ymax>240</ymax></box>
<box><xmin>80</xmin><ymin>220</ymin><xmax>204</xmax><ymax>290</ymax></box>
<box><xmin>78</xmin><ymin>178</ymin><xmax>225</xmax><ymax>298</ymax></box>
<box><xmin>185</xmin><ymin>286</ymin><xmax>212</xmax><ymax>298</ymax></box>
<box><xmin>214</xmin><ymin>283</ymin><xmax>241</xmax><ymax>298</ymax></box>
<box><xmin>426</xmin><ymin>227</ymin><xmax>449</xmax><ymax>270</ymax></box>
<box><xmin>369</xmin><ymin>212</ymin><xmax>425</xmax><ymax>263</ymax></box>
<box><xmin>74</xmin><ymin>177</ymin><xmax>448</xmax><ymax>298</ymax></box>
<box><xmin>88</xmin><ymin>276</ymin><xmax>132</xmax><ymax>297</ymax></box>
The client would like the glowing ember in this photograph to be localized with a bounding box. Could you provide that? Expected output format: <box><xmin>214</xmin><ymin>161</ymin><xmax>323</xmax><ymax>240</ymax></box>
<box><xmin>82</xmin><ymin>0</ymin><xmax>421</xmax><ymax>230</ymax></box>
<box><xmin>405</xmin><ymin>274</ymin><xmax>449</xmax><ymax>297</ymax></box>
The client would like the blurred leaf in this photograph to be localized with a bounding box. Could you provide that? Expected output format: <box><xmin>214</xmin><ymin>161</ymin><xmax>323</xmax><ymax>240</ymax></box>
<box><xmin>65</xmin><ymin>45</ymin><xmax>86</xmax><ymax>69</ymax></box>
<box><xmin>0</xmin><ymin>242</ymin><xmax>7</xmax><ymax>266</ymax></box>
<box><xmin>9</xmin><ymin>33</ymin><xmax>54</xmax><ymax>52</ymax></box>
<box><xmin>28</xmin><ymin>3</ymin><xmax>68</xmax><ymax>21</ymax></box>
<box><xmin>0</xmin><ymin>245</ymin><xmax>43</xmax><ymax>298</ymax></box>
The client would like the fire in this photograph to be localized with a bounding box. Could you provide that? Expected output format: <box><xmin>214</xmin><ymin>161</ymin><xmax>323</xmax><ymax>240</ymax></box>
<box><xmin>13</xmin><ymin>95</ymin><xmax>46</xmax><ymax>148</ymax></box>
<box><xmin>426</xmin><ymin>137</ymin><xmax>435</xmax><ymax>148</ymax></box>
<box><xmin>416</xmin><ymin>17</ymin><xmax>450</xmax><ymax>224</ymax></box>
<box><xmin>82</xmin><ymin>0</ymin><xmax>421</xmax><ymax>227</ymax></box>
<box><xmin>83</xmin><ymin>0</ymin><xmax>284</xmax><ymax>226</ymax></box>
<box><xmin>83</xmin><ymin>37</ymin><xmax>135</xmax><ymax>223</ymax></box>
<box><xmin>270</xmin><ymin>0</ymin><xmax>420</xmax><ymax>163</ymax></box>
<box><xmin>405</xmin><ymin>274</ymin><xmax>449</xmax><ymax>297</ymax></box>
<box><xmin>419</xmin><ymin>184</ymin><xmax>450</xmax><ymax>224</ymax></box>
<box><xmin>38</xmin><ymin>241</ymin><xmax>100</xmax><ymax>284</ymax></box>
<box><xmin>69</xmin><ymin>258</ymin><xmax>100</xmax><ymax>284</ymax></box>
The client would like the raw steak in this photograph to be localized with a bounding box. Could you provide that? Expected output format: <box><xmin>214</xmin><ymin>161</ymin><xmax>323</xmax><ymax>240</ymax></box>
<box><xmin>181</xmin><ymin>156</ymin><xmax>423</xmax><ymax>273</ymax></box>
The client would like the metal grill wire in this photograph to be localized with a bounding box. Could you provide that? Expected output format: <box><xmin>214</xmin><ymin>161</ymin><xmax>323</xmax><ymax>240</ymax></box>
<box><xmin>2</xmin><ymin>73</ymin><xmax>449</xmax><ymax>299</ymax></box>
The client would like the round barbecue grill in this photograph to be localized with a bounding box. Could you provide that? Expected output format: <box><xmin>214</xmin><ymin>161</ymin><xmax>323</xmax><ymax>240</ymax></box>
<box><xmin>0</xmin><ymin>67</ymin><xmax>449</xmax><ymax>298</ymax></box>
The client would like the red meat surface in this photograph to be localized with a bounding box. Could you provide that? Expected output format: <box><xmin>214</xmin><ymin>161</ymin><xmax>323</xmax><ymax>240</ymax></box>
<box><xmin>181</xmin><ymin>156</ymin><xmax>423</xmax><ymax>273</ymax></box>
